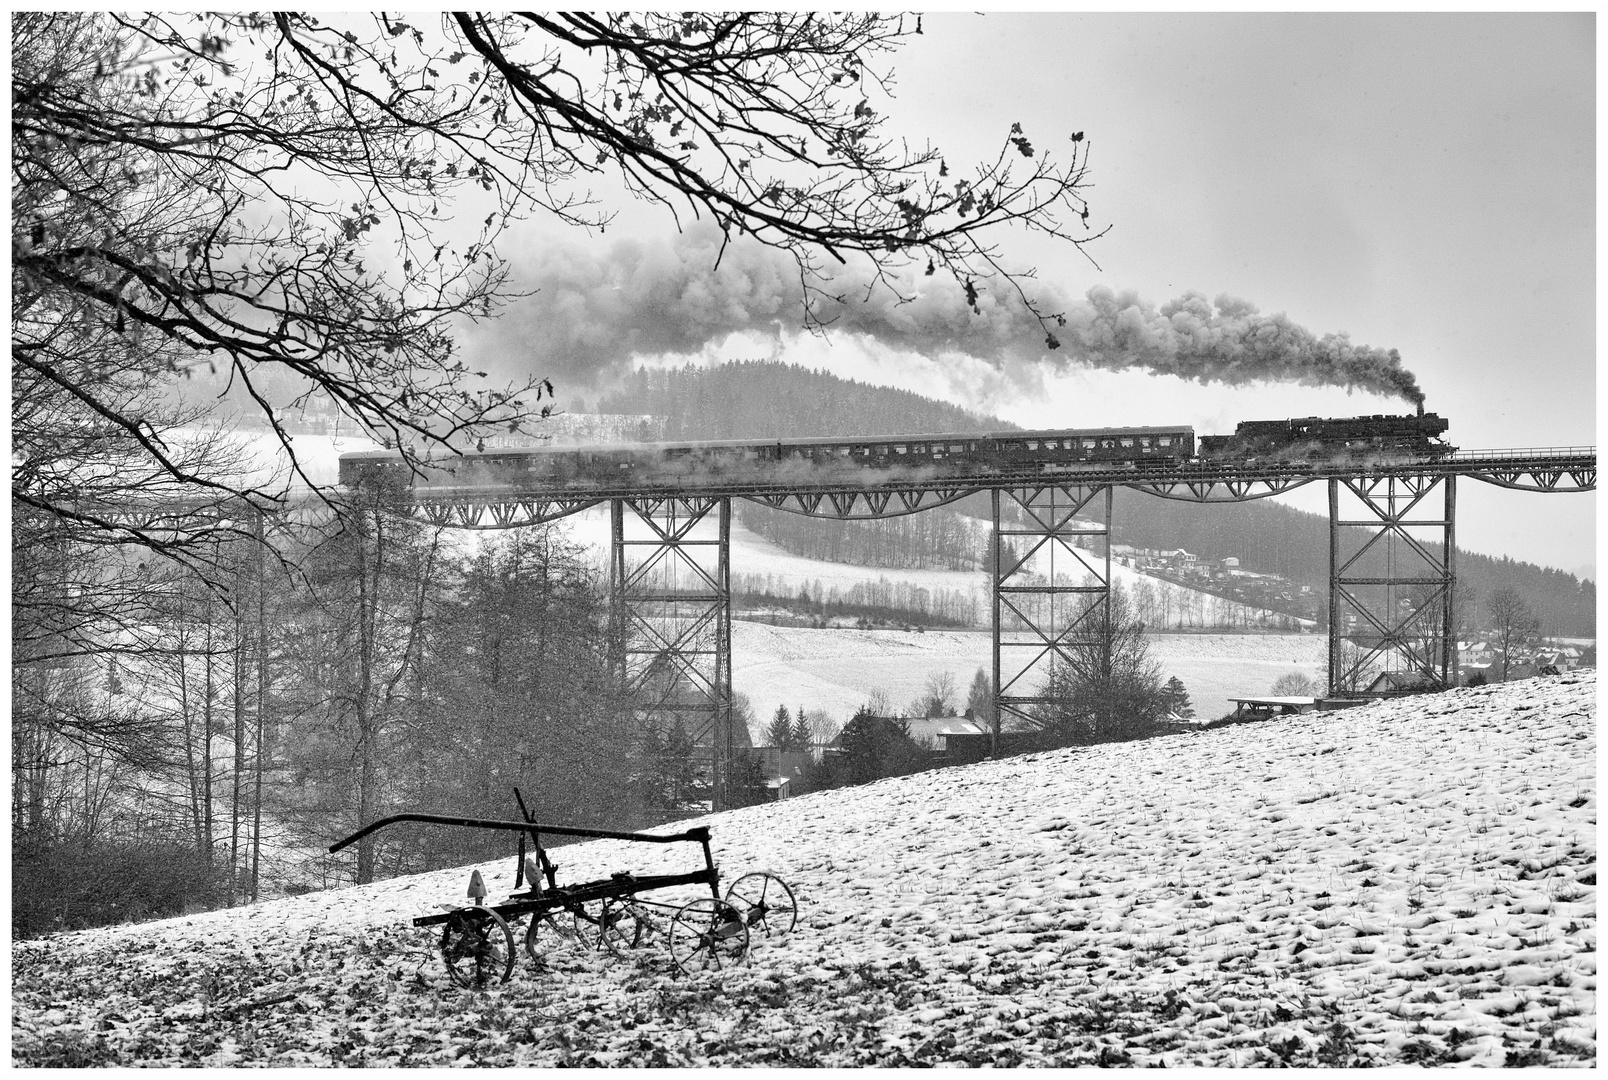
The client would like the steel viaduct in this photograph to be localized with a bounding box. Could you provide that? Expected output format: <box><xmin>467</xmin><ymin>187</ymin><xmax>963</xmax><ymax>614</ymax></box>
<box><xmin>339</xmin><ymin>440</ymin><xmax>1594</xmax><ymax>809</ymax></box>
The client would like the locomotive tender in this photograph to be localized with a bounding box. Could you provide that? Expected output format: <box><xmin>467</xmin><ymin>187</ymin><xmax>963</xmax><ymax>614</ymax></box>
<box><xmin>339</xmin><ymin>413</ymin><xmax>1453</xmax><ymax>492</ymax></box>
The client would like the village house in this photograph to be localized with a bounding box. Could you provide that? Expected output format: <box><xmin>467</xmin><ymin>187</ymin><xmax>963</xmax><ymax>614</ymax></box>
<box><xmin>1366</xmin><ymin>671</ymin><xmax>1434</xmax><ymax>694</ymax></box>
<box><xmin>751</xmin><ymin>747</ymin><xmax>814</xmax><ymax>800</ymax></box>
<box><xmin>1160</xmin><ymin>548</ymin><xmax>1198</xmax><ymax>571</ymax></box>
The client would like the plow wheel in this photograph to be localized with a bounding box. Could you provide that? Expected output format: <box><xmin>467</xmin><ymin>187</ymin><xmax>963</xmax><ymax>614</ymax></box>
<box><xmin>523</xmin><ymin>910</ymin><xmax>581</xmax><ymax>964</ymax></box>
<box><xmin>575</xmin><ymin>898</ymin><xmax>645</xmax><ymax>954</ymax></box>
<box><xmin>440</xmin><ymin>907</ymin><xmax>515</xmax><ymax>989</ymax></box>
<box><xmin>668</xmin><ymin>898</ymin><xmax>749</xmax><ymax>975</ymax></box>
<box><xmin>724</xmin><ymin>872</ymin><xmax>798</xmax><ymax>937</ymax></box>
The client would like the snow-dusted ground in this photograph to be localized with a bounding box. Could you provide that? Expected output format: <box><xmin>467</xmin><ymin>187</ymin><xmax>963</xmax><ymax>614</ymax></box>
<box><xmin>734</xmin><ymin>626</ymin><xmax>1326</xmax><ymax>735</ymax></box>
<box><xmin>14</xmin><ymin>674</ymin><xmax>1595</xmax><ymax>1067</ymax></box>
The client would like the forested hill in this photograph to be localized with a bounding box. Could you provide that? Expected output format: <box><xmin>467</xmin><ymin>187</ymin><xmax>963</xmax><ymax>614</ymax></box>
<box><xmin>593</xmin><ymin>360</ymin><xmax>1008</xmax><ymax>440</ymax></box>
<box><xmin>590</xmin><ymin>361</ymin><xmax>1592</xmax><ymax>637</ymax></box>
<box><xmin>1110</xmin><ymin>492</ymin><xmax>1595</xmax><ymax>638</ymax></box>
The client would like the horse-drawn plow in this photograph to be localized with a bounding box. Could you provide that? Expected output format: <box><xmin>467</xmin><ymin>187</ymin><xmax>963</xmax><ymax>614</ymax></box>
<box><xmin>329</xmin><ymin>791</ymin><xmax>797</xmax><ymax>989</ymax></box>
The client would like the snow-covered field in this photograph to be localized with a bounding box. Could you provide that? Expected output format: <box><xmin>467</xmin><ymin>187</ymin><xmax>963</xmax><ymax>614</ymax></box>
<box><xmin>734</xmin><ymin>626</ymin><xmax>1326</xmax><ymax>735</ymax></box>
<box><xmin>13</xmin><ymin>674</ymin><xmax>1595</xmax><ymax>1067</ymax></box>
<box><xmin>558</xmin><ymin>503</ymin><xmax>1290</xmax><ymax>630</ymax></box>
<box><xmin>554</xmin><ymin>502</ymin><xmax>1322</xmax><ymax>730</ymax></box>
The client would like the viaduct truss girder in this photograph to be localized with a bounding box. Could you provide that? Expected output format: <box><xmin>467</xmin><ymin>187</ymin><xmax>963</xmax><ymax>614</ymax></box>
<box><xmin>376</xmin><ymin>449</ymin><xmax>1594</xmax><ymax>528</ymax></box>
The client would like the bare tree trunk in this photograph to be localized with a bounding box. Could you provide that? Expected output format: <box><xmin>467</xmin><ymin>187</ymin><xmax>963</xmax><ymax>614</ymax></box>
<box><xmin>354</xmin><ymin>510</ymin><xmax>380</xmax><ymax>886</ymax></box>
<box><xmin>230</xmin><ymin>573</ymin><xmax>247</xmax><ymax>905</ymax></box>
<box><xmin>250</xmin><ymin>514</ymin><xmax>267</xmax><ymax>903</ymax></box>
<box><xmin>176</xmin><ymin>607</ymin><xmax>206</xmax><ymax>855</ymax></box>
<box><xmin>202</xmin><ymin>595</ymin><xmax>215</xmax><ymax>868</ymax></box>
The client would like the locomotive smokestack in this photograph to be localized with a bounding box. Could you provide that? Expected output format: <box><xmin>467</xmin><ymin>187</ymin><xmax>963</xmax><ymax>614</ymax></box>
<box><xmin>1416</xmin><ymin>400</ymin><xmax>1424</xmax><ymax>417</ymax></box>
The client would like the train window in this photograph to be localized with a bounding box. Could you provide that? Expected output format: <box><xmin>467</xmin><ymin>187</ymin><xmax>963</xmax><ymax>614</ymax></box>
<box><xmin>1026</xmin><ymin>440</ymin><xmax>1039</xmax><ymax>450</ymax></box>
<box><xmin>894</xmin><ymin>445</ymin><xmax>907</xmax><ymax>455</ymax></box>
<box><xmin>744</xmin><ymin>448</ymin><xmax>758</xmax><ymax>459</ymax></box>
<box><xmin>1139</xmin><ymin>437</ymin><xmax>1152</xmax><ymax>449</ymax></box>
<box><xmin>1101</xmin><ymin>439</ymin><xmax>1115</xmax><ymax>448</ymax></box>
<box><xmin>949</xmin><ymin>444</ymin><xmax>966</xmax><ymax>452</ymax></box>
<box><xmin>1120</xmin><ymin>437</ymin><xmax>1134</xmax><ymax>448</ymax></box>
<box><xmin>1158</xmin><ymin>436</ymin><xmax>1171</xmax><ymax>447</ymax></box>
<box><xmin>1081</xmin><ymin>439</ymin><xmax>1096</xmax><ymax>450</ymax></box>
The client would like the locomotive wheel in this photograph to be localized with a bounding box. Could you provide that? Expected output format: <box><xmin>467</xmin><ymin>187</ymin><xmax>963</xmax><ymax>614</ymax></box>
<box><xmin>668</xmin><ymin>898</ymin><xmax>749</xmax><ymax>975</ymax></box>
<box><xmin>440</xmin><ymin>907</ymin><xmax>515</xmax><ymax>989</ymax></box>
<box><xmin>522</xmin><ymin>909</ymin><xmax>581</xmax><ymax>964</ymax></box>
<box><xmin>724</xmin><ymin>872</ymin><xmax>799</xmax><ymax>937</ymax></box>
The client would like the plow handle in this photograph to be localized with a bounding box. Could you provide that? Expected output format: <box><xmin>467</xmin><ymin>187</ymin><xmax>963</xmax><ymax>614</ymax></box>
<box><xmin>327</xmin><ymin>812</ymin><xmax>709</xmax><ymax>854</ymax></box>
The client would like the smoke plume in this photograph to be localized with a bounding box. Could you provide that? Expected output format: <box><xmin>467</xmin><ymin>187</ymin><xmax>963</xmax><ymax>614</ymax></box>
<box><xmin>469</xmin><ymin>223</ymin><xmax>1425</xmax><ymax>408</ymax></box>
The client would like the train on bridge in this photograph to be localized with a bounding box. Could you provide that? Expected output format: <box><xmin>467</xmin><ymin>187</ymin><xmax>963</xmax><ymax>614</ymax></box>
<box><xmin>340</xmin><ymin>412</ymin><xmax>1454</xmax><ymax>491</ymax></box>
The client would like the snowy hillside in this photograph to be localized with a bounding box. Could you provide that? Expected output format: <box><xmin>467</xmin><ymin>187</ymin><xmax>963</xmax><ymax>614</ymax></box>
<box><xmin>14</xmin><ymin>674</ymin><xmax>1595</xmax><ymax>1067</ymax></box>
<box><xmin>558</xmin><ymin>503</ymin><xmax>1292</xmax><ymax>632</ymax></box>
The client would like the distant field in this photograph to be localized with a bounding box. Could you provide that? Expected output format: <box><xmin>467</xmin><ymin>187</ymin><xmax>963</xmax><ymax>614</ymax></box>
<box><xmin>545</xmin><ymin>504</ymin><xmax>1320</xmax><ymax>733</ymax></box>
<box><xmin>732</xmin><ymin>626</ymin><xmax>1327</xmax><ymax>737</ymax></box>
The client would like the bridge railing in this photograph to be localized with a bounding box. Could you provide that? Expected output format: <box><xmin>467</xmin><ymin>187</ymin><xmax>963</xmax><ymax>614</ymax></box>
<box><xmin>1450</xmin><ymin>446</ymin><xmax>1596</xmax><ymax>462</ymax></box>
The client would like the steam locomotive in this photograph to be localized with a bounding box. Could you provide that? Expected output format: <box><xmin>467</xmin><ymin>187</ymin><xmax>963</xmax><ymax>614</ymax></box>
<box><xmin>1197</xmin><ymin>413</ymin><xmax>1451</xmax><ymax>461</ymax></box>
<box><xmin>339</xmin><ymin>413</ymin><xmax>1453</xmax><ymax>491</ymax></box>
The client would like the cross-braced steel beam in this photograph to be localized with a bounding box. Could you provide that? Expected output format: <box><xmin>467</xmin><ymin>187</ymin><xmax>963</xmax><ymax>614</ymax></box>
<box><xmin>410</xmin><ymin>496</ymin><xmax>603</xmax><ymax>528</ymax></box>
<box><xmin>1328</xmin><ymin>475</ymin><xmax>1456</xmax><ymax>697</ymax></box>
<box><xmin>610</xmin><ymin>496</ymin><xmax>732</xmax><ymax>811</ymax></box>
<box><xmin>745</xmin><ymin>485</ymin><xmax>975</xmax><ymax>519</ymax></box>
<box><xmin>991</xmin><ymin>485</ymin><xmax>1112</xmax><ymax>748</ymax></box>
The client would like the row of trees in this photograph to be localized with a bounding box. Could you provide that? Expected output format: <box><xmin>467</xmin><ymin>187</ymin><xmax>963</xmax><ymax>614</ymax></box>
<box><xmin>736</xmin><ymin>502</ymin><xmax>987</xmax><ymax>572</ymax></box>
<box><xmin>734</xmin><ymin>572</ymin><xmax>985</xmax><ymax>629</ymax></box>
<box><xmin>13</xmin><ymin>511</ymin><xmax>660</xmax><ymax>936</ymax></box>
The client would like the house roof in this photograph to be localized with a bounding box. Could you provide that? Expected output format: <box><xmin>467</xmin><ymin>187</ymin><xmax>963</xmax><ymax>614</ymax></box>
<box><xmin>1366</xmin><ymin>672</ymin><xmax>1431</xmax><ymax>690</ymax></box>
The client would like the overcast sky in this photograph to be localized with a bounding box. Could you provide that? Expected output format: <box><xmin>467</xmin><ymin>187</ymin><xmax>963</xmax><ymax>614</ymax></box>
<box><xmin>483</xmin><ymin>13</ymin><xmax>1596</xmax><ymax>579</ymax></box>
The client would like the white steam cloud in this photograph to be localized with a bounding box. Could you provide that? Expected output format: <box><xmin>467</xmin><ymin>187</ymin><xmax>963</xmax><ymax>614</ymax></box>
<box><xmin>468</xmin><ymin>223</ymin><xmax>1425</xmax><ymax>408</ymax></box>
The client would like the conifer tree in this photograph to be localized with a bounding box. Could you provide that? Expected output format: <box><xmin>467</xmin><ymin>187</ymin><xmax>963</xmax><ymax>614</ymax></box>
<box><xmin>792</xmin><ymin>707</ymin><xmax>813</xmax><ymax>749</ymax></box>
<box><xmin>766</xmin><ymin>705</ymin><xmax>794</xmax><ymax>749</ymax></box>
<box><xmin>1160</xmin><ymin>675</ymin><xmax>1194</xmax><ymax>719</ymax></box>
